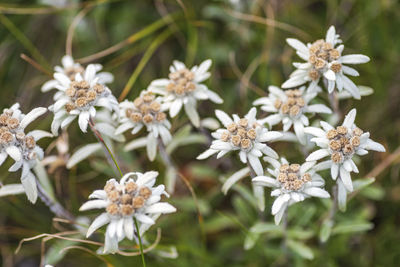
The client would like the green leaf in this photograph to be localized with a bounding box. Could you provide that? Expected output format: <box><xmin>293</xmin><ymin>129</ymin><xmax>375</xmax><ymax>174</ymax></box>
<box><xmin>244</xmin><ymin>231</ymin><xmax>260</xmax><ymax>250</ymax></box>
<box><xmin>319</xmin><ymin>219</ymin><xmax>333</xmax><ymax>243</ymax></box>
<box><xmin>353</xmin><ymin>177</ymin><xmax>375</xmax><ymax>191</ymax></box>
<box><xmin>332</xmin><ymin>221</ymin><xmax>374</xmax><ymax>235</ymax></box>
<box><xmin>287</xmin><ymin>239</ymin><xmax>314</xmax><ymax>260</ymax></box>
<box><xmin>250</xmin><ymin>222</ymin><xmax>282</xmax><ymax>234</ymax></box>
<box><xmin>288</xmin><ymin>228</ymin><xmax>314</xmax><ymax>240</ymax></box>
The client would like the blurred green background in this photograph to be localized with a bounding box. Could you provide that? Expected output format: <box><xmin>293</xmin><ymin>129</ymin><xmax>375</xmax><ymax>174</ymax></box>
<box><xmin>0</xmin><ymin>0</ymin><xmax>399</xmax><ymax>266</ymax></box>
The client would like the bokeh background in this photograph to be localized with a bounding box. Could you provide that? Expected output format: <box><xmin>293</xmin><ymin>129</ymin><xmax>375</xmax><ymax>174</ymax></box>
<box><xmin>0</xmin><ymin>0</ymin><xmax>399</xmax><ymax>266</ymax></box>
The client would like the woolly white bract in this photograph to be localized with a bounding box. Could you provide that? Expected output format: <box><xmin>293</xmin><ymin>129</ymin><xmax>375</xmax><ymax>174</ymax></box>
<box><xmin>80</xmin><ymin>171</ymin><xmax>176</xmax><ymax>254</ymax></box>
<box><xmin>252</xmin><ymin>158</ymin><xmax>330</xmax><ymax>224</ymax></box>
<box><xmin>304</xmin><ymin>109</ymin><xmax>385</xmax><ymax>207</ymax></box>
<box><xmin>0</xmin><ymin>103</ymin><xmax>51</xmax><ymax>203</ymax></box>
<box><xmin>282</xmin><ymin>26</ymin><xmax>370</xmax><ymax>99</ymax></box>
<box><xmin>115</xmin><ymin>91</ymin><xmax>172</xmax><ymax>161</ymax></box>
<box><xmin>148</xmin><ymin>59</ymin><xmax>223</xmax><ymax>127</ymax></box>
<box><xmin>197</xmin><ymin>107</ymin><xmax>282</xmax><ymax>176</ymax></box>
<box><xmin>41</xmin><ymin>55</ymin><xmax>114</xmax><ymax>92</ymax></box>
<box><xmin>254</xmin><ymin>86</ymin><xmax>331</xmax><ymax>144</ymax></box>
<box><xmin>48</xmin><ymin>64</ymin><xmax>119</xmax><ymax>134</ymax></box>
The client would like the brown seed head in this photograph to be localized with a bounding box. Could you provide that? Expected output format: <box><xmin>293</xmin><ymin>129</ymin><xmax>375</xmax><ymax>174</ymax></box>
<box><xmin>331</xmin><ymin>62</ymin><xmax>342</xmax><ymax>73</ymax></box>
<box><xmin>7</xmin><ymin>118</ymin><xmax>19</xmax><ymax>129</ymax></box>
<box><xmin>315</xmin><ymin>58</ymin><xmax>326</xmax><ymax>69</ymax></box>
<box><xmin>351</xmin><ymin>136</ymin><xmax>360</xmax><ymax>147</ymax></box>
<box><xmin>65</xmin><ymin>102</ymin><xmax>76</xmax><ymax>113</ymax></box>
<box><xmin>280</xmin><ymin>164</ymin><xmax>290</xmax><ymax>172</ymax></box>
<box><xmin>287</xmin><ymin>173</ymin><xmax>298</xmax><ymax>181</ymax></box>
<box><xmin>246</xmin><ymin>129</ymin><xmax>257</xmax><ymax>140</ymax></box>
<box><xmin>343</xmin><ymin>144</ymin><xmax>354</xmax><ymax>154</ymax></box>
<box><xmin>76</xmin><ymin>81</ymin><xmax>90</xmax><ymax>89</ymax></box>
<box><xmin>296</xmin><ymin>98</ymin><xmax>305</xmax><ymax>107</ymax></box>
<box><xmin>237</xmin><ymin>128</ymin><xmax>247</xmax><ymax>138</ymax></box>
<box><xmin>353</xmin><ymin>127</ymin><xmax>363</xmax><ymax>136</ymax></box>
<box><xmin>125</xmin><ymin>181</ymin><xmax>138</xmax><ymax>193</ymax></box>
<box><xmin>166</xmin><ymin>83</ymin><xmax>175</xmax><ymax>92</ymax></box>
<box><xmin>281</xmin><ymin>103</ymin><xmax>290</xmax><ymax>114</ymax></box>
<box><xmin>143</xmin><ymin>114</ymin><xmax>153</xmax><ymax>124</ymax></box>
<box><xmin>238</xmin><ymin>118</ymin><xmax>248</xmax><ymax>128</ymax></box>
<box><xmin>24</xmin><ymin>136</ymin><xmax>36</xmax><ymax>149</ymax></box>
<box><xmin>289</xmin><ymin>164</ymin><xmax>300</xmax><ymax>173</ymax></box>
<box><xmin>326</xmin><ymin>129</ymin><xmax>338</xmax><ymax>139</ymax></box>
<box><xmin>65</xmin><ymin>87</ymin><xmax>76</xmax><ymax>97</ymax></box>
<box><xmin>302</xmin><ymin>173</ymin><xmax>312</xmax><ymax>182</ymax></box>
<box><xmin>125</xmin><ymin>108</ymin><xmax>133</xmax><ymax>117</ymax></box>
<box><xmin>156</xmin><ymin>112</ymin><xmax>167</xmax><ymax>122</ymax></box>
<box><xmin>186</xmin><ymin>82</ymin><xmax>196</xmax><ymax>91</ymax></box>
<box><xmin>121</xmin><ymin>204</ymin><xmax>134</xmax><ymax>216</ymax></box>
<box><xmin>104</xmin><ymin>181</ymin><xmax>115</xmax><ymax>193</ymax></box>
<box><xmin>274</xmin><ymin>99</ymin><xmax>282</xmax><ymax>109</ymax></box>
<box><xmin>0</xmin><ymin>114</ymin><xmax>9</xmax><ymax>125</ymax></box>
<box><xmin>220</xmin><ymin>131</ymin><xmax>230</xmax><ymax>142</ymax></box>
<box><xmin>107</xmin><ymin>190</ymin><xmax>120</xmax><ymax>202</ymax></box>
<box><xmin>240</xmin><ymin>138</ymin><xmax>251</xmax><ymax>149</ymax></box>
<box><xmin>331</xmin><ymin>152</ymin><xmax>343</xmax><ymax>163</ymax></box>
<box><xmin>227</xmin><ymin>123</ymin><xmax>237</xmax><ymax>133</ymax></box>
<box><xmin>15</xmin><ymin>132</ymin><xmax>25</xmax><ymax>140</ymax></box>
<box><xmin>132</xmin><ymin>196</ymin><xmax>145</xmax><ymax>208</ymax></box>
<box><xmin>130</xmin><ymin>113</ymin><xmax>142</xmax><ymax>123</ymax></box>
<box><xmin>143</xmin><ymin>94</ymin><xmax>155</xmax><ymax>102</ymax></box>
<box><xmin>309</xmin><ymin>54</ymin><xmax>317</xmax><ymax>64</ymax></box>
<box><xmin>86</xmin><ymin>90</ymin><xmax>97</xmax><ymax>101</ymax></box>
<box><xmin>231</xmin><ymin>135</ymin><xmax>241</xmax><ymax>146</ymax></box>
<box><xmin>336</xmin><ymin>126</ymin><xmax>348</xmax><ymax>135</ymax></box>
<box><xmin>175</xmin><ymin>85</ymin><xmax>185</xmax><ymax>95</ymax></box>
<box><xmin>289</xmin><ymin>105</ymin><xmax>300</xmax><ymax>116</ymax></box>
<box><xmin>329</xmin><ymin>49</ymin><xmax>340</xmax><ymax>60</ymax></box>
<box><xmin>93</xmin><ymin>84</ymin><xmax>105</xmax><ymax>94</ymax></box>
<box><xmin>309</xmin><ymin>69</ymin><xmax>320</xmax><ymax>81</ymax></box>
<box><xmin>75</xmin><ymin>97</ymin><xmax>88</xmax><ymax>107</ymax></box>
<box><xmin>106</xmin><ymin>203</ymin><xmax>119</xmax><ymax>215</ymax></box>
<box><xmin>329</xmin><ymin>140</ymin><xmax>341</xmax><ymax>151</ymax></box>
<box><xmin>150</xmin><ymin>102</ymin><xmax>161</xmax><ymax>112</ymax></box>
<box><xmin>287</xmin><ymin>98</ymin><xmax>296</xmax><ymax>106</ymax></box>
<box><xmin>121</xmin><ymin>194</ymin><xmax>133</xmax><ymax>205</ymax></box>
<box><xmin>139</xmin><ymin>186</ymin><xmax>152</xmax><ymax>199</ymax></box>
<box><xmin>0</xmin><ymin>131</ymin><xmax>13</xmax><ymax>144</ymax></box>
<box><xmin>133</xmin><ymin>97</ymin><xmax>144</xmax><ymax>108</ymax></box>
<box><xmin>76</xmin><ymin>89</ymin><xmax>87</xmax><ymax>97</ymax></box>
<box><xmin>278</xmin><ymin>173</ymin><xmax>287</xmax><ymax>183</ymax></box>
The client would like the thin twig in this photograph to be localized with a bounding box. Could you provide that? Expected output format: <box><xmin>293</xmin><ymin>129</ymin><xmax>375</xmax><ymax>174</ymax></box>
<box><xmin>36</xmin><ymin>181</ymin><xmax>74</xmax><ymax>221</ymax></box>
<box><xmin>365</xmin><ymin>146</ymin><xmax>399</xmax><ymax>179</ymax></box>
<box><xmin>20</xmin><ymin>53</ymin><xmax>52</xmax><ymax>77</ymax></box>
<box><xmin>66</xmin><ymin>5</ymin><xmax>93</xmax><ymax>56</ymax></box>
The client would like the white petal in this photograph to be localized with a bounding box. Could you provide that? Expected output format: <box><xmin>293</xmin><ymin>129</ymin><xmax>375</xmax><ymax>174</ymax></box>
<box><xmin>67</xmin><ymin>143</ymin><xmax>102</xmax><ymax>169</ymax></box>
<box><xmin>364</xmin><ymin>139</ymin><xmax>385</xmax><ymax>152</ymax></box>
<box><xmin>342</xmin><ymin>108</ymin><xmax>357</xmax><ymax>128</ymax></box>
<box><xmin>146</xmin><ymin>202</ymin><xmax>176</xmax><ymax>214</ymax></box>
<box><xmin>87</xmin><ymin>213</ymin><xmax>110</xmax><ymax>237</ymax></box>
<box><xmin>184</xmin><ymin>101</ymin><xmax>200</xmax><ymax>128</ymax></box>
<box><xmin>79</xmin><ymin>200</ymin><xmax>108</xmax><ymax>211</ymax></box>
<box><xmin>6</xmin><ymin>146</ymin><xmax>21</xmax><ymax>162</ymax></box>
<box><xmin>0</xmin><ymin>184</ymin><xmax>25</xmax><ymax>197</ymax></box>
<box><xmin>303</xmin><ymin>187</ymin><xmax>330</xmax><ymax>198</ymax></box>
<box><xmin>306</xmin><ymin>104</ymin><xmax>332</xmax><ymax>114</ymax></box>
<box><xmin>340</xmin><ymin>166</ymin><xmax>353</xmax><ymax>192</ymax></box>
<box><xmin>215</xmin><ymin>110</ymin><xmax>233</xmax><ymax>127</ymax></box>
<box><xmin>325</xmin><ymin>26</ymin><xmax>336</xmax><ymax>44</ymax></box>
<box><xmin>124</xmin><ymin>217</ymin><xmax>134</xmax><ymax>240</ymax></box>
<box><xmin>306</xmin><ymin>149</ymin><xmax>330</xmax><ymax>161</ymax></box>
<box><xmin>340</xmin><ymin>54</ymin><xmax>370</xmax><ymax>64</ymax></box>
<box><xmin>20</xmin><ymin>107</ymin><xmax>47</xmax><ymax>129</ymax></box>
<box><xmin>331</xmin><ymin>163</ymin><xmax>339</xmax><ymax>180</ymax></box>
<box><xmin>342</xmin><ymin>75</ymin><xmax>361</xmax><ymax>99</ymax></box>
<box><xmin>197</xmin><ymin>149</ymin><xmax>218</xmax><ymax>160</ymax></box>
<box><xmin>221</xmin><ymin>167</ymin><xmax>250</xmax><ymax>194</ymax></box>
<box><xmin>272</xmin><ymin>194</ymin><xmax>290</xmax><ymax>215</ymax></box>
<box><xmin>135</xmin><ymin>214</ymin><xmax>155</xmax><ymax>225</ymax></box>
<box><xmin>21</xmin><ymin>170</ymin><xmax>37</xmax><ymax>203</ymax></box>
<box><xmin>248</xmin><ymin>155</ymin><xmax>264</xmax><ymax>176</ymax></box>
<box><xmin>78</xmin><ymin>111</ymin><xmax>90</xmax><ymax>133</ymax></box>
<box><xmin>324</xmin><ymin>69</ymin><xmax>336</xmax><ymax>81</ymax></box>
<box><xmin>304</xmin><ymin>126</ymin><xmax>326</xmax><ymax>137</ymax></box>
<box><xmin>169</xmin><ymin>98</ymin><xmax>183</xmax><ymax>117</ymax></box>
<box><xmin>252</xmin><ymin>176</ymin><xmax>279</xmax><ymax>188</ymax></box>
<box><xmin>286</xmin><ymin>38</ymin><xmax>309</xmax><ymax>54</ymax></box>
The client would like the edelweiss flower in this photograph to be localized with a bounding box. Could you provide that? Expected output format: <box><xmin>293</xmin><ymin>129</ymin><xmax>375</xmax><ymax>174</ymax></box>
<box><xmin>148</xmin><ymin>59</ymin><xmax>223</xmax><ymax>127</ymax></box>
<box><xmin>42</xmin><ymin>55</ymin><xmax>113</xmax><ymax>92</ymax></box>
<box><xmin>49</xmin><ymin>64</ymin><xmax>119</xmax><ymax>134</ymax></box>
<box><xmin>282</xmin><ymin>26</ymin><xmax>370</xmax><ymax>99</ymax></box>
<box><xmin>254</xmin><ymin>86</ymin><xmax>331</xmax><ymax>144</ymax></box>
<box><xmin>0</xmin><ymin>104</ymin><xmax>51</xmax><ymax>203</ymax></box>
<box><xmin>80</xmin><ymin>171</ymin><xmax>176</xmax><ymax>254</ymax></box>
<box><xmin>252</xmin><ymin>158</ymin><xmax>330</xmax><ymax>224</ymax></box>
<box><xmin>116</xmin><ymin>92</ymin><xmax>171</xmax><ymax>161</ymax></box>
<box><xmin>197</xmin><ymin>108</ymin><xmax>282</xmax><ymax>175</ymax></box>
<box><xmin>304</xmin><ymin>109</ymin><xmax>385</xmax><ymax>197</ymax></box>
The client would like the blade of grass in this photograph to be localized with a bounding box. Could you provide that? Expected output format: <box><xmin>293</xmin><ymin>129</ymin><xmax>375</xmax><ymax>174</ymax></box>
<box><xmin>77</xmin><ymin>12</ymin><xmax>181</xmax><ymax>64</ymax></box>
<box><xmin>0</xmin><ymin>13</ymin><xmax>51</xmax><ymax>71</ymax></box>
<box><xmin>119</xmin><ymin>28</ymin><xmax>175</xmax><ymax>101</ymax></box>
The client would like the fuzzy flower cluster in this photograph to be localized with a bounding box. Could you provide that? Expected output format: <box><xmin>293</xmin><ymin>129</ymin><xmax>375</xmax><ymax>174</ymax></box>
<box><xmin>253</xmin><ymin>158</ymin><xmax>329</xmax><ymax>224</ymax></box>
<box><xmin>48</xmin><ymin>64</ymin><xmax>119</xmax><ymax>134</ymax></box>
<box><xmin>283</xmin><ymin>26</ymin><xmax>370</xmax><ymax>99</ymax></box>
<box><xmin>42</xmin><ymin>55</ymin><xmax>114</xmax><ymax>92</ymax></box>
<box><xmin>116</xmin><ymin>92</ymin><xmax>171</xmax><ymax>161</ymax></box>
<box><xmin>0</xmin><ymin>104</ymin><xmax>50</xmax><ymax>203</ymax></box>
<box><xmin>254</xmin><ymin>86</ymin><xmax>331</xmax><ymax>144</ymax></box>
<box><xmin>149</xmin><ymin>60</ymin><xmax>223</xmax><ymax>127</ymax></box>
<box><xmin>80</xmin><ymin>172</ymin><xmax>176</xmax><ymax>253</ymax></box>
<box><xmin>305</xmin><ymin>109</ymin><xmax>385</xmax><ymax>197</ymax></box>
<box><xmin>197</xmin><ymin>108</ymin><xmax>282</xmax><ymax>176</ymax></box>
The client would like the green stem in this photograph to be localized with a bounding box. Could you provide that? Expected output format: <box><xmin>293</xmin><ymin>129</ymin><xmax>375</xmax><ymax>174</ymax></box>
<box><xmin>134</xmin><ymin>217</ymin><xmax>146</xmax><ymax>267</ymax></box>
<box><xmin>88</xmin><ymin>118</ymin><xmax>146</xmax><ymax>266</ymax></box>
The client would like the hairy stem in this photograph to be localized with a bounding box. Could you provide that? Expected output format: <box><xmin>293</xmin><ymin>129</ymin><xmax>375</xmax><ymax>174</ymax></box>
<box><xmin>88</xmin><ymin>118</ymin><xmax>122</xmax><ymax>177</ymax></box>
<box><xmin>36</xmin><ymin>181</ymin><xmax>74</xmax><ymax>221</ymax></box>
<box><xmin>88</xmin><ymin>118</ymin><xmax>145</xmax><ymax>267</ymax></box>
<box><xmin>328</xmin><ymin>184</ymin><xmax>338</xmax><ymax>221</ymax></box>
<box><xmin>281</xmin><ymin>209</ymin><xmax>290</xmax><ymax>263</ymax></box>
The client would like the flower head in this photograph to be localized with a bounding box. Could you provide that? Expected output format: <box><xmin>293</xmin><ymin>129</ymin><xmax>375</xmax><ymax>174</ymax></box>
<box><xmin>254</xmin><ymin>86</ymin><xmax>331</xmax><ymax>144</ymax></box>
<box><xmin>282</xmin><ymin>26</ymin><xmax>370</xmax><ymax>99</ymax></box>
<box><xmin>49</xmin><ymin>64</ymin><xmax>119</xmax><ymax>134</ymax></box>
<box><xmin>304</xmin><ymin>108</ymin><xmax>385</xmax><ymax>194</ymax></box>
<box><xmin>115</xmin><ymin>91</ymin><xmax>171</xmax><ymax>161</ymax></box>
<box><xmin>197</xmin><ymin>107</ymin><xmax>282</xmax><ymax>175</ymax></box>
<box><xmin>80</xmin><ymin>171</ymin><xmax>176</xmax><ymax>254</ymax></box>
<box><xmin>252</xmin><ymin>158</ymin><xmax>329</xmax><ymax>224</ymax></box>
<box><xmin>0</xmin><ymin>103</ymin><xmax>50</xmax><ymax>203</ymax></box>
<box><xmin>42</xmin><ymin>55</ymin><xmax>114</xmax><ymax>92</ymax></box>
<box><xmin>148</xmin><ymin>59</ymin><xmax>223</xmax><ymax>127</ymax></box>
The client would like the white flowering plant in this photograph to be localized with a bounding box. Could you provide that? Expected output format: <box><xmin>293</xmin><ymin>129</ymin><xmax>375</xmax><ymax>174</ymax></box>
<box><xmin>0</xmin><ymin>3</ymin><xmax>393</xmax><ymax>266</ymax></box>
